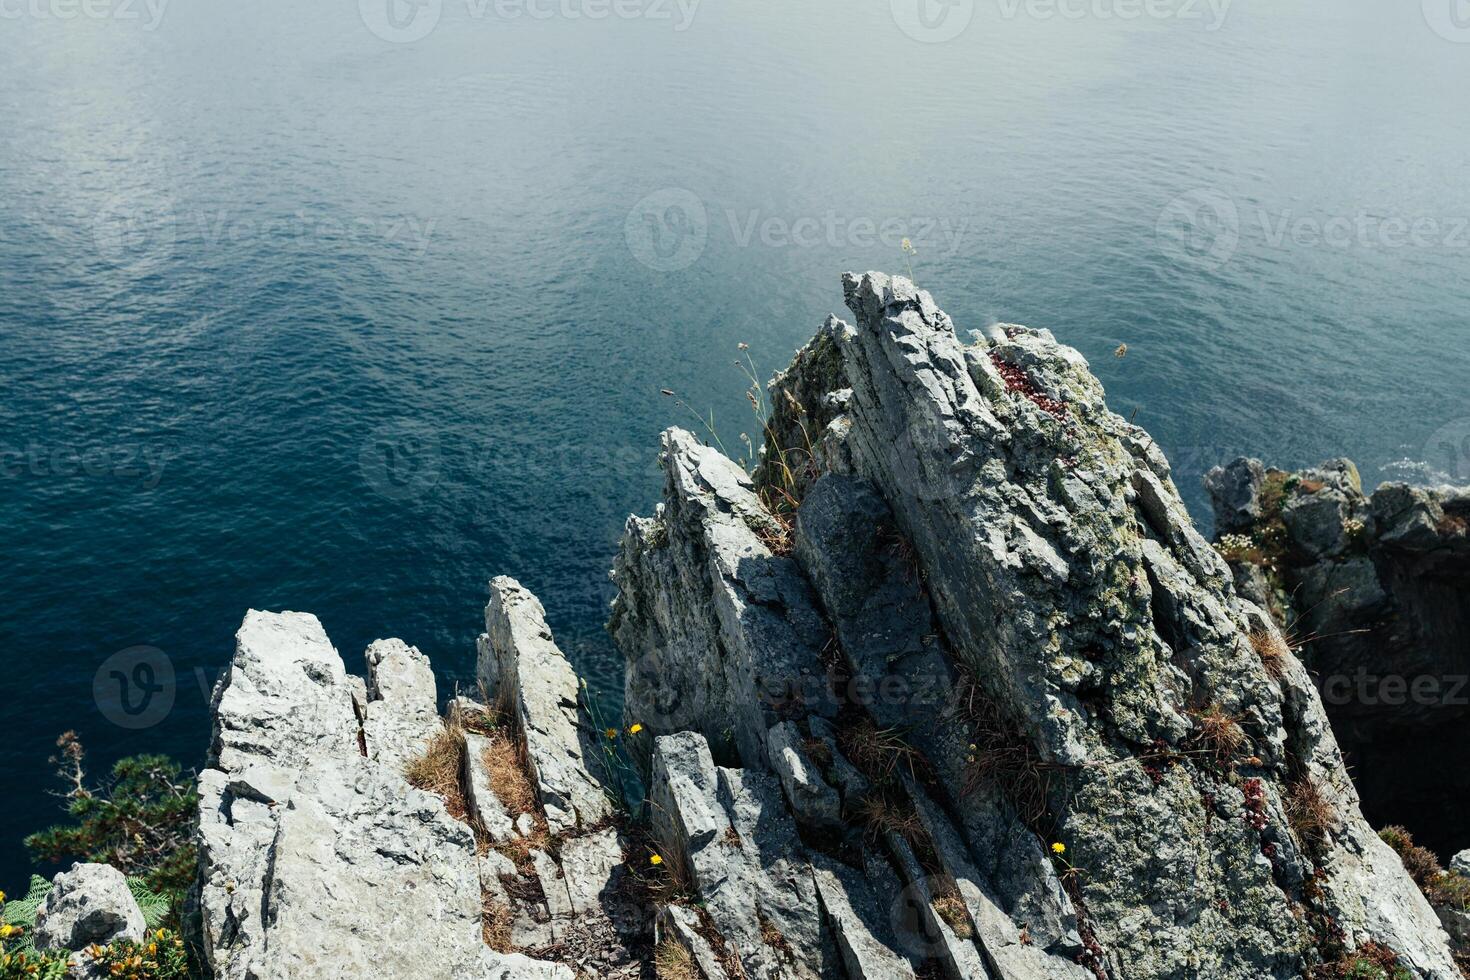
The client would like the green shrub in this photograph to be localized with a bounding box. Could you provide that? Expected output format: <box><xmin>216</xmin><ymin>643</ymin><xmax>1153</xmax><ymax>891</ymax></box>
<box><xmin>23</xmin><ymin>734</ymin><xmax>197</xmax><ymax>919</ymax></box>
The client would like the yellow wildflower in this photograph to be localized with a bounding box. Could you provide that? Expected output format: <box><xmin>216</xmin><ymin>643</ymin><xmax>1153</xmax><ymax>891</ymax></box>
<box><xmin>629</xmin><ymin>723</ymin><xmax>643</xmax><ymax>735</ymax></box>
<box><xmin>650</xmin><ymin>854</ymin><xmax>663</xmax><ymax>866</ymax></box>
<box><xmin>1051</xmin><ymin>842</ymin><xmax>1066</xmax><ymax>855</ymax></box>
<box><xmin>605</xmin><ymin>728</ymin><xmax>617</xmax><ymax>739</ymax></box>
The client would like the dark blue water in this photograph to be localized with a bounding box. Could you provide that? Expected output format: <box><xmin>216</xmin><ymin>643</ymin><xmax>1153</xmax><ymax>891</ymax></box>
<box><xmin>2</xmin><ymin>0</ymin><xmax>1468</xmax><ymax>889</ymax></box>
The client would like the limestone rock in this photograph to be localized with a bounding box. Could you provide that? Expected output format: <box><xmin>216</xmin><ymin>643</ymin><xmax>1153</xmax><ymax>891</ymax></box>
<box><xmin>32</xmin><ymin>863</ymin><xmax>145</xmax><ymax>953</ymax></box>
<box><xmin>480</xmin><ymin>577</ymin><xmax>612</xmax><ymax>836</ymax></box>
<box><xmin>362</xmin><ymin>637</ymin><xmax>443</xmax><ymax>775</ymax></box>
<box><xmin>463</xmin><ymin>731</ymin><xmax>518</xmax><ymax>843</ymax></box>
<box><xmin>1207</xmin><ymin>456</ymin><xmax>1470</xmax><ymax>860</ymax></box>
<box><xmin>198</xmin><ymin>610</ymin><xmax>570</xmax><ymax>980</ymax></box>
<box><xmin>650</xmin><ymin>732</ymin><xmax>837</xmax><ymax>980</ymax></box>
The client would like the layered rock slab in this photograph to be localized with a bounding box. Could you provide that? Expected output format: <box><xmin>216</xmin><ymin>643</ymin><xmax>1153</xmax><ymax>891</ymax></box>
<box><xmin>480</xmin><ymin>576</ymin><xmax>613</xmax><ymax>836</ymax></box>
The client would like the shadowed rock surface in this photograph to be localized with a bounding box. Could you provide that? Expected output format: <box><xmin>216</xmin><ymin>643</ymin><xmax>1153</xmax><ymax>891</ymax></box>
<box><xmin>1206</xmin><ymin>456</ymin><xmax>1470</xmax><ymax>858</ymax></box>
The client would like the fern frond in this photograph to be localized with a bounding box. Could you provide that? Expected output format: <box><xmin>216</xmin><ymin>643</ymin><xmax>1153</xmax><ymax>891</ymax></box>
<box><xmin>127</xmin><ymin>877</ymin><xmax>172</xmax><ymax>930</ymax></box>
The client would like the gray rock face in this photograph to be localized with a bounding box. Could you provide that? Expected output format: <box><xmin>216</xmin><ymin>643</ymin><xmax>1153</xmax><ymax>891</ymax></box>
<box><xmin>609</xmin><ymin>429</ymin><xmax>835</xmax><ymax>770</ymax></box>
<box><xmin>1206</xmin><ymin>456</ymin><xmax>1470</xmax><ymax>859</ymax></box>
<box><xmin>32</xmin><ymin>863</ymin><xmax>145</xmax><ymax>952</ymax></box>
<box><xmin>1204</xmin><ymin>456</ymin><xmax>1266</xmax><ymax>534</ymax></box>
<box><xmin>197</xmin><ymin>610</ymin><xmax>569</xmax><ymax>980</ymax></box>
<box><xmin>649</xmin><ymin>732</ymin><xmax>838</xmax><ymax>980</ymax></box>
<box><xmin>463</xmin><ymin>731</ymin><xmax>518</xmax><ymax>843</ymax></box>
<box><xmin>480</xmin><ymin>576</ymin><xmax>612</xmax><ymax>836</ymax></box>
<box><xmin>613</xmin><ymin>274</ymin><xmax>1461</xmax><ymax>979</ymax></box>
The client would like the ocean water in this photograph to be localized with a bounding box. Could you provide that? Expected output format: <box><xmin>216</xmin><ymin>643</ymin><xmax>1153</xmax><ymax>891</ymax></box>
<box><xmin>1</xmin><ymin>0</ymin><xmax>1467</xmax><ymax>888</ymax></box>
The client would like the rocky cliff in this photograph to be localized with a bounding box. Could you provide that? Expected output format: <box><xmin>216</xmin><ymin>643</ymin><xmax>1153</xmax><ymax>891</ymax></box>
<box><xmin>611</xmin><ymin>273</ymin><xmax>1462</xmax><ymax>979</ymax></box>
<box><xmin>12</xmin><ymin>274</ymin><xmax>1466</xmax><ymax>979</ymax></box>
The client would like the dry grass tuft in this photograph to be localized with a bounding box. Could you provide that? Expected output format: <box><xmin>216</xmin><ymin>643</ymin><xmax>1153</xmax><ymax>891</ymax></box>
<box><xmin>1286</xmin><ymin>778</ymin><xmax>1336</xmax><ymax>850</ymax></box>
<box><xmin>481</xmin><ymin>890</ymin><xmax>513</xmax><ymax>952</ymax></box>
<box><xmin>406</xmin><ymin>722</ymin><xmax>469</xmax><ymax>823</ymax></box>
<box><xmin>1249</xmin><ymin>629</ymin><xmax>1290</xmax><ymax>681</ymax></box>
<box><xmin>851</xmin><ymin>792</ymin><xmax>924</xmax><ymax>845</ymax></box>
<box><xmin>483</xmin><ymin>730</ymin><xmax>539</xmax><ymax>816</ymax></box>
<box><xmin>1192</xmin><ymin>704</ymin><xmax>1247</xmax><ymax>767</ymax></box>
<box><xmin>759</xmin><ymin>912</ymin><xmax>794</xmax><ymax>960</ymax></box>
<box><xmin>931</xmin><ymin>891</ymin><xmax>973</xmax><ymax>940</ymax></box>
<box><xmin>654</xmin><ymin>938</ymin><xmax>698</xmax><ymax>980</ymax></box>
<box><xmin>954</xmin><ymin>674</ymin><xmax>1054</xmax><ymax>825</ymax></box>
<box><xmin>1439</xmin><ymin>513</ymin><xmax>1469</xmax><ymax>536</ymax></box>
<box><xmin>837</xmin><ymin>717</ymin><xmax>921</xmax><ymax>784</ymax></box>
<box><xmin>1379</xmin><ymin>825</ymin><xmax>1441</xmax><ymax>887</ymax></box>
<box><xmin>1379</xmin><ymin>824</ymin><xmax>1470</xmax><ymax>912</ymax></box>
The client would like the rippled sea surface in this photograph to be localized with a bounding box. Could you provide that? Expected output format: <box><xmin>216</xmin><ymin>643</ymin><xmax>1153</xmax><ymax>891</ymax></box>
<box><xmin>1</xmin><ymin>0</ymin><xmax>1467</xmax><ymax>886</ymax></box>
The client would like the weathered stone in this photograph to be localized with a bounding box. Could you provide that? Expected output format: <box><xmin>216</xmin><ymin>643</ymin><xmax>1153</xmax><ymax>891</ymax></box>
<box><xmin>32</xmin><ymin>863</ymin><xmax>145</xmax><ymax>953</ymax></box>
<box><xmin>198</xmin><ymin>610</ymin><xmax>570</xmax><ymax>980</ymax></box>
<box><xmin>810</xmin><ymin>855</ymin><xmax>918</xmax><ymax>980</ymax></box>
<box><xmin>1452</xmin><ymin>850</ymin><xmax>1470</xmax><ymax>877</ymax></box>
<box><xmin>907</xmin><ymin>783</ymin><xmax>1086</xmax><ymax>977</ymax></box>
<box><xmin>886</xmin><ymin>833</ymin><xmax>990</xmax><ymax>980</ymax></box>
<box><xmin>362</xmin><ymin>637</ymin><xmax>442</xmax><ymax>775</ymax></box>
<box><xmin>657</xmin><ymin>905</ymin><xmax>731</xmax><ymax>980</ymax></box>
<box><xmin>480</xmin><ymin>849</ymin><xmax>519</xmax><ymax>907</ymax></box>
<box><xmin>766</xmin><ymin>721</ymin><xmax>841</xmax><ymax>830</ymax></box>
<box><xmin>558</xmin><ymin>827</ymin><xmax>624</xmax><ymax>918</ymax></box>
<box><xmin>1210</xmin><ymin>456</ymin><xmax>1470</xmax><ymax>860</ymax></box>
<box><xmin>481</xmin><ymin>576</ymin><xmax>612</xmax><ymax>836</ymax></box>
<box><xmin>616</xmin><ymin>274</ymin><xmax>1461</xmax><ymax>978</ymax></box>
<box><xmin>1204</xmin><ymin>457</ymin><xmax>1266</xmax><ymax>533</ymax></box>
